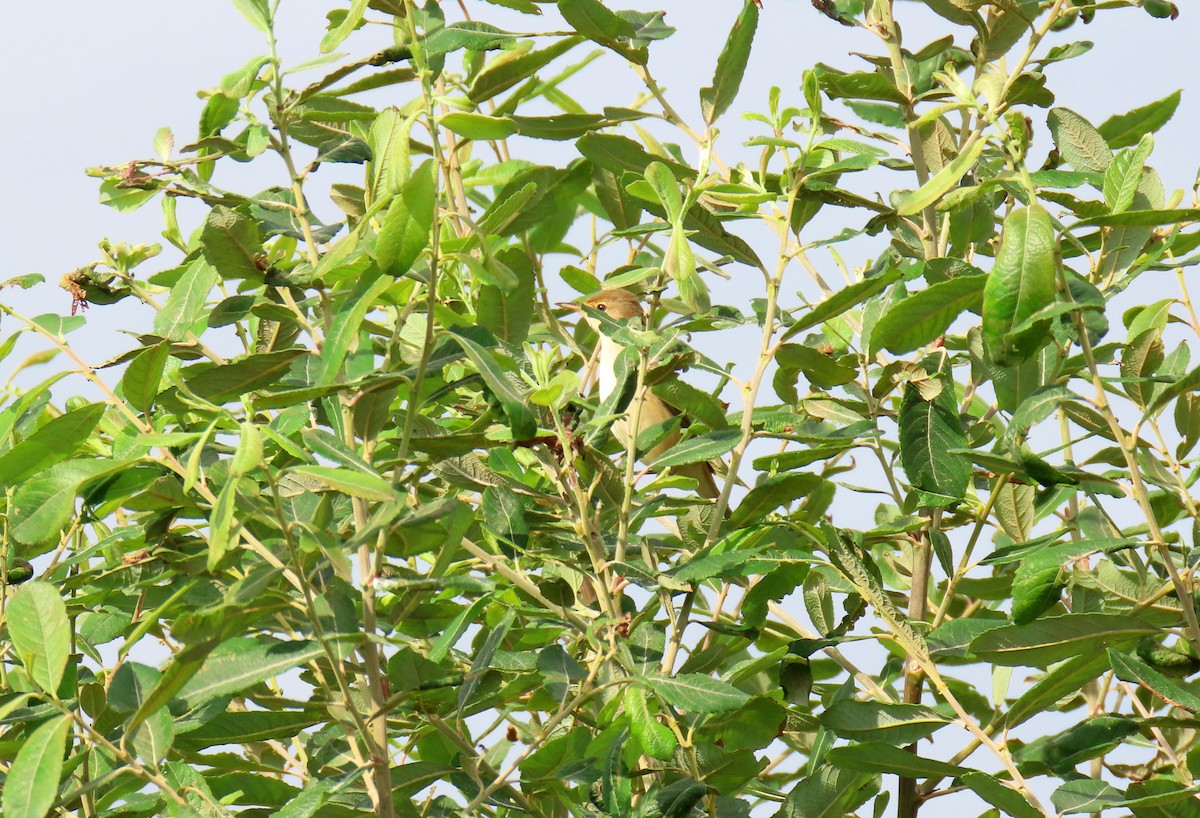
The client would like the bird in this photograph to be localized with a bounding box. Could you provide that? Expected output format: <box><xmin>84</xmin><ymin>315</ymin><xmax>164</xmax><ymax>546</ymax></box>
<box><xmin>559</xmin><ymin>289</ymin><xmax>720</xmax><ymax>499</ymax></box>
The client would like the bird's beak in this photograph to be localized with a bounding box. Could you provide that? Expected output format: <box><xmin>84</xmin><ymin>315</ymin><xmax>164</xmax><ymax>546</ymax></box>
<box><xmin>556</xmin><ymin>301</ymin><xmax>582</xmax><ymax>313</ymax></box>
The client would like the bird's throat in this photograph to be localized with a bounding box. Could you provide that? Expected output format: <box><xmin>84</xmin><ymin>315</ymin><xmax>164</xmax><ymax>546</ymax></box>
<box><xmin>596</xmin><ymin>335</ymin><xmax>623</xmax><ymax>402</ymax></box>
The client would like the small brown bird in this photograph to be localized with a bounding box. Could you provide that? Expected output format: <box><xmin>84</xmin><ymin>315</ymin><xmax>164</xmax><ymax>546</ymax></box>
<box><xmin>560</xmin><ymin>289</ymin><xmax>720</xmax><ymax>499</ymax></box>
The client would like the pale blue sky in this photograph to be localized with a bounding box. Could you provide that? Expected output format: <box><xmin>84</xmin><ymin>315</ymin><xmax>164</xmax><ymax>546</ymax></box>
<box><xmin>1</xmin><ymin>1</ymin><xmax>1195</xmax><ymax>332</ymax></box>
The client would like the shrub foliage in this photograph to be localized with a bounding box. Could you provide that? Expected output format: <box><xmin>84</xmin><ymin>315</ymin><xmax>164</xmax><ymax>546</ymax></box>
<box><xmin>1</xmin><ymin>0</ymin><xmax>1198</xmax><ymax>816</ymax></box>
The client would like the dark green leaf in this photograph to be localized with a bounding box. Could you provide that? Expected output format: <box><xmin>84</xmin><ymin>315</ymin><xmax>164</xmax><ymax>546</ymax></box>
<box><xmin>969</xmin><ymin>613</ymin><xmax>1156</xmax><ymax>667</ymax></box>
<box><xmin>1098</xmin><ymin>90</ymin><xmax>1181</xmax><ymax>149</ymax></box>
<box><xmin>650</xmin><ymin>673</ymin><xmax>751</xmax><ymax>713</ymax></box>
<box><xmin>10</xmin><ymin>459</ymin><xmax>115</xmax><ymax>546</ymax></box>
<box><xmin>982</xmin><ymin>204</ymin><xmax>1057</xmax><ymax>364</ymax></box>
<box><xmin>181</xmin><ymin>349</ymin><xmax>306</xmax><ymax>404</ymax></box>
<box><xmin>826</xmin><ymin>743</ymin><xmax>964</xmax><ymax>777</ymax></box>
<box><xmin>449</xmin><ymin>328</ymin><xmax>537</xmax><ymax>440</ymax></box>
<box><xmin>820</xmin><ymin>700</ymin><xmax>949</xmax><ymax>744</ymax></box>
<box><xmin>782</xmin><ymin>266</ymin><xmax>902</xmax><ymax>341</ymax></box>
<box><xmin>1005</xmin><ymin>652</ymin><xmax>1110</xmax><ymax>728</ymax></box>
<box><xmin>1080</xmin><ymin>207</ymin><xmax>1200</xmax><ymax>227</ymax></box>
<box><xmin>6</xmin><ymin>582</ymin><xmax>69</xmax><ymax>694</ymax></box>
<box><xmin>154</xmin><ymin>258</ymin><xmax>218</xmax><ymax>340</ymax></box>
<box><xmin>625</xmin><ymin>685</ymin><xmax>677</xmax><ymax>760</ymax></box>
<box><xmin>2</xmin><ymin>714</ymin><xmax>71</xmax><ymax>818</ymax></box>
<box><xmin>178</xmin><ymin>637</ymin><xmax>324</xmax><ymax>708</ymax></box>
<box><xmin>776</xmin><ymin>765</ymin><xmax>876</xmax><ymax>818</ymax></box>
<box><xmin>122</xmin><ymin>343</ymin><xmax>171</xmax><ymax>412</ymax></box>
<box><xmin>423</xmin><ymin>22</ymin><xmax>519</xmax><ymax>57</ymax></box>
<box><xmin>959</xmin><ymin>772</ymin><xmax>1043</xmax><ymax>818</ymax></box>
<box><xmin>1108</xmin><ymin>648</ymin><xmax>1200</xmax><ymax>713</ymax></box>
<box><xmin>700</xmin><ymin>1</ymin><xmax>759</xmax><ymax>125</ymax></box>
<box><xmin>375</xmin><ymin>159</ymin><xmax>436</xmax><ymax>276</ymax></box>
<box><xmin>873</xmin><ymin>275</ymin><xmax>985</xmax><ymax>355</ymax></box>
<box><xmin>0</xmin><ymin>402</ymin><xmax>105</xmax><ymax>485</ymax></box>
<box><xmin>469</xmin><ymin>36</ymin><xmax>583</xmax><ymax>103</ymax></box>
<box><xmin>814</xmin><ymin>64</ymin><xmax>906</xmax><ymax>103</ymax></box>
<box><xmin>1047</xmin><ymin>107</ymin><xmax>1113</xmax><ymax>174</ymax></box>
<box><xmin>201</xmin><ymin>206</ymin><xmax>264</xmax><ymax>281</ymax></box>
<box><xmin>898</xmin><ymin>359</ymin><xmax>969</xmax><ymax>507</ymax></box>
<box><xmin>557</xmin><ymin>0</ymin><xmax>647</xmax><ymax>64</ymax></box>
<box><xmin>652</xmin><ymin>428</ymin><xmax>740</xmax><ymax>469</ymax></box>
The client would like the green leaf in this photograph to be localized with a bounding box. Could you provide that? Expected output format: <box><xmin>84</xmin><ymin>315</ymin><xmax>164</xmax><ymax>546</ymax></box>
<box><xmin>1015</xmin><ymin>714</ymin><xmax>1138</xmax><ymax>774</ymax></box>
<box><xmin>729</xmin><ymin>473</ymin><xmax>825</xmax><ymax>528</ymax></box>
<box><xmin>699</xmin><ymin>1</ymin><xmax>758</xmax><ymax>126</ymax></box>
<box><xmin>895</xmin><ymin>136</ymin><xmax>986</xmax><ymax>216</ymax></box>
<box><xmin>576</xmin><ymin>133</ymin><xmax>693</xmax><ymax>181</ymax></box>
<box><xmin>10</xmin><ymin>459</ymin><xmax>115</xmax><ymax>546</ymax></box>
<box><xmin>1080</xmin><ymin>207</ymin><xmax>1200</xmax><ymax>227</ymax></box>
<box><xmin>820</xmin><ymin>700</ymin><xmax>949</xmax><ymax>744</ymax></box>
<box><xmin>270</xmin><ymin>778</ymin><xmax>336</xmax><ymax>818</ymax></box>
<box><xmin>557</xmin><ymin>0</ymin><xmax>646</xmax><ymax>64</ymax></box>
<box><xmin>814</xmin><ymin>64</ymin><xmax>906</xmax><ymax>103</ymax></box>
<box><xmin>177</xmin><ymin>711</ymin><xmax>320</xmax><ymax>749</ymax></box>
<box><xmin>458</xmin><ymin>610</ymin><xmax>514</xmax><ymax>717</ymax></box>
<box><xmin>178</xmin><ymin>637</ymin><xmax>324</xmax><ymax>708</ymax></box>
<box><xmin>290</xmin><ymin>466</ymin><xmax>394</xmax><ymax>502</ymax></box>
<box><xmin>154</xmin><ymin>257</ymin><xmax>218</xmax><ymax>340</ymax></box>
<box><xmin>321</xmin><ymin>0</ymin><xmax>368</xmax><ymax>52</ymax></box>
<box><xmin>1103</xmin><ymin>134</ymin><xmax>1153</xmax><ymax>214</ymax></box>
<box><xmin>439</xmin><ymin>111</ymin><xmax>518</xmax><ymax>140</ymax></box>
<box><xmin>777</xmin><ymin>765</ymin><xmax>876</xmax><ymax>818</ymax></box>
<box><xmin>650</xmin><ymin>673</ymin><xmax>751</xmax><ymax>713</ymax></box>
<box><xmin>423</xmin><ymin>22</ymin><xmax>518</xmax><ymax>57</ymax></box>
<box><xmin>1145</xmin><ymin>361</ymin><xmax>1200</xmax><ymax>418</ymax></box>
<box><xmin>1004</xmin><ymin>385</ymin><xmax>1080</xmax><ymax>447</ymax></box>
<box><xmin>872</xmin><ymin>275</ymin><xmax>985</xmax><ymax>355</ymax></box>
<box><xmin>231</xmin><ymin>0</ymin><xmax>271</xmax><ymax>33</ymax></box>
<box><xmin>0</xmin><ymin>402</ymin><xmax>105</xmax><ymax>485</ymax></box>
<box><xmin>468</xmin><ymin>36</ymin><xmax>583</xmax><ymax>103</ymax></box>
<box><xmin>624</xmin><ymin>685</ymin><xmax>677</xmax><ymax>760</ymax></box>
<box><xmin>959</xmin><ymin>771</ymin><xmax>1043</xmax><ymax>818</ymax></box>
<box><xmin>969</xmin><ymin>613</ymin><xmax>1156</xmax><ymax>667</ymax></box>
<box><xmin>7</xmin><ymin>582</ymin><xmax>70</xmax><ymax>694</ymax></box>
<box><xmin>652</xmin><ymin>428</ymin><xmax>740</xmax><ymax>469</ymax></box>
<box><xmin>180</xmin><ymin>349</ymin><xmax>306</xmax><ymax>404</ymax></box>
<box><xmin>1108</xmin><ymin>648</ymin><xmax>1200</xmax><ymax>713</ymax></box>
<box><xmin>982</xmin><ymin>204</ymin><xmax>1057</xmax><ymax>364</ymax></box>
<box><xmin>898</xmin><ymin>359</ymin><xmax>969</xmax><ymax>507</ymax></box>
<box><xmin>1051</xmin><ymin>780</ymin><xmax>1128</xmax><ymax>814</ymax></box>
<box><xmin>1098</xmin><ymin>90</ymin><xmax>1181</xmax><ymax>149</ymax></box>
<box><xmin>121</xmin><ymin>342</ymin><xmax>171</xmax><ymax>412</ymax></box>
<box><xmin>1004</xmin><ymin>651</ymin><xmax>1110</xmax><ymax>728</ymax></box>
<box><xmin>783</xmin><ymin>266</ymin><xmax>902</xmax><ymax>341</ymax></box>
<box><xmin>650</xmin><ymin>380</ymin><xmax>728</xmax><ymax>430</ymax></box>
<box><xmin>1047</xmin><ymin>107</ymin><xmax>1113</xmax><ymax>174</ymax></box>
<box><xmin>375</xmin><ymin>159</ymin><xmax>435</xmax><ymax>276</ymax></box>
<box><xmin>1009</xmin><ymin>541</ymin><xmax>1099</xmax><ymax>625</ymax></box>
<box><xmin>449</xmin><ymin>329</ymin><xmax>537</xmax><ymax>440</ymax></box>
<box><xmin>2</xmin><ymin>714</ymin><xmax>71</xmax><ymax>818</ymax></box>
<box><xmin>826</xmin><ymin>743</ymin><xmax>964</xmax><ymax>777</ymax></box>
<box><xmin>1121</xmin><ymin>328</ymin><xmax>1164</xmax><ymax>410</ymax></box>
<box><xmin>319</xmin><ymin>269</ymin><xmax>391</xmax><ymax>385</ymax></box>
<box><xmin>201</xmin><ymin>206</ymin><xmax>264</xmax><ymax>281</ymax></box>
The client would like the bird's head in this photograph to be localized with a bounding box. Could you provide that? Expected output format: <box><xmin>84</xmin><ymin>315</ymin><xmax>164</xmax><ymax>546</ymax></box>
<box><xmin>559</xmin><ymin>289</ymin><xmax>644</xmax><ymax>331</ymax></box>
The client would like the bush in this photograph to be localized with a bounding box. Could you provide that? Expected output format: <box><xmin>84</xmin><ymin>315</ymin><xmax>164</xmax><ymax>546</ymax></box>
<box><xmin>1</xmin><ymin>1</ymin><xmax>1197</xmax><ymax>816</ymax></box>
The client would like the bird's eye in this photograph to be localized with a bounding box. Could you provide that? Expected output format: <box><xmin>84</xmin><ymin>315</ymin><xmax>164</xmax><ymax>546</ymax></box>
<box><xmin>596</xmin><ymin>304</ymin><xmax>607</xmax><ymax>311</ymax></box>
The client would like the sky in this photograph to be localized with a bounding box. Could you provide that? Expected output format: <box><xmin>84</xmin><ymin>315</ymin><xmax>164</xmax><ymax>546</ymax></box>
<box><xmin>1</xmin><ymin>1</ymin><xmax>1195</xmax><ymax>342</ymax></box>
<box><xmin>1</xmin><ymin>1</ymin><xmax>1198</xmax><ymax>813</ymax></box>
